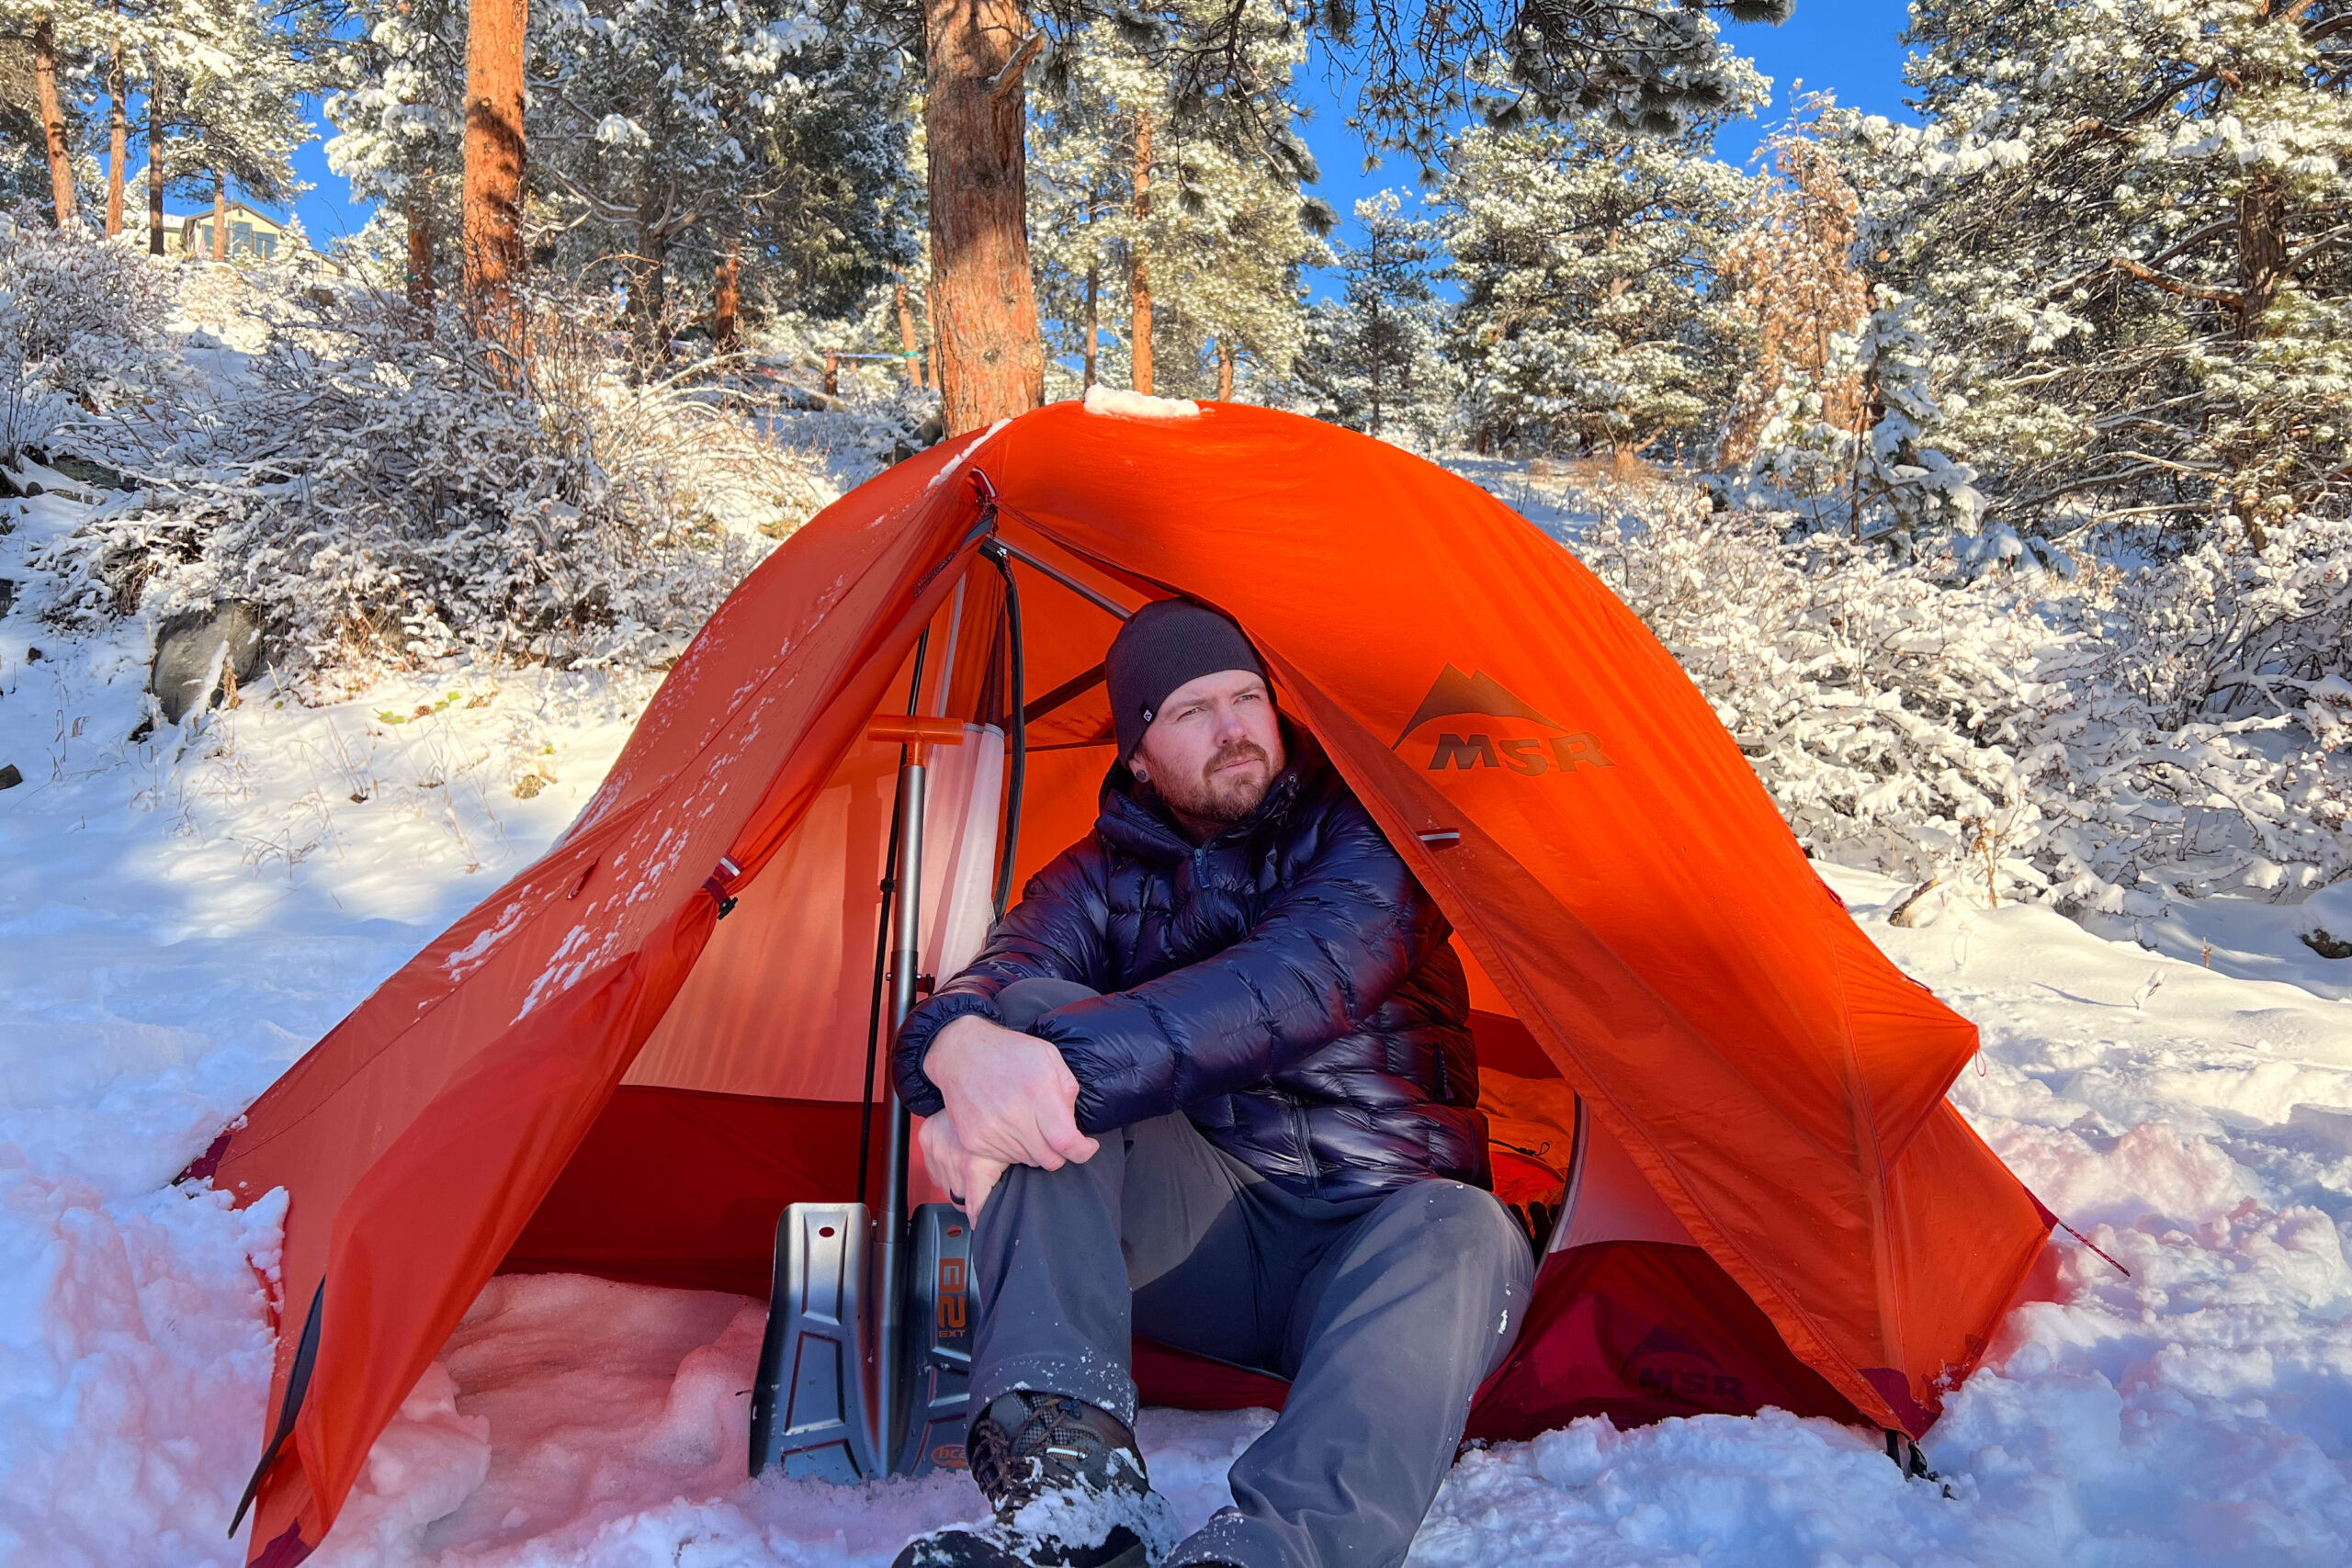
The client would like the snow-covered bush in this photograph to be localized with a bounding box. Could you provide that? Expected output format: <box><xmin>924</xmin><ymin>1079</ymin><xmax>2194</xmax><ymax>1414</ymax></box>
<box><xmin>43</xmin><ymin>278</ymin><xmax>827</xmax><ymax>675</ymax></box>
<box><xmin>1578</xmin><ymin>492</ymin><xmax>2039</xmax><ymax>887</ymax></box>
<box><xmin>1571</xmin><ymin>492</ymin><xmax>2352</xmax><ymax>916</ymax></box>
<box><xmin>0</xmin><ymin>216</ymin><xmax>170</xmax><ymax>464</ymax></box>
<box><xmin>2101</xmin><ymin>515</ymin><xmax>2352</xmax><ymax>732</ymax></box>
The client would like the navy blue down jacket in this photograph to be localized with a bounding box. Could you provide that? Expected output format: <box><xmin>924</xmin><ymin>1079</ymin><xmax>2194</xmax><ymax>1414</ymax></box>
<box><xmin>892</xmin><ymin>733</ymin><xmax>1486</xmax><ymax>1201</ymax></box>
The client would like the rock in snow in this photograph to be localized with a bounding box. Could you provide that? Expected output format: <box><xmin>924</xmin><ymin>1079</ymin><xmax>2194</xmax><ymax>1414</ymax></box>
<box><xmin>151</xmin><ymin>604</ymin><xmax>267</xmax><ymax>725</ymax></box>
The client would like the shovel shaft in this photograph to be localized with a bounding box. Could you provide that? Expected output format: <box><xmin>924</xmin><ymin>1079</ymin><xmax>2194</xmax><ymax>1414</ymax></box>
<box><xmin>876</xmin><ymin>756</ymin><xmax>928</xmax><ymax>1468</ymax></box>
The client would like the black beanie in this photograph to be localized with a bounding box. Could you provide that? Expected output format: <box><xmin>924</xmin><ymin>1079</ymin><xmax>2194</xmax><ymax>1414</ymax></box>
<box><xmin>1104</xmin><ymin>598</ymin><xmax>1267</xmax><ymax>761</ymax></box>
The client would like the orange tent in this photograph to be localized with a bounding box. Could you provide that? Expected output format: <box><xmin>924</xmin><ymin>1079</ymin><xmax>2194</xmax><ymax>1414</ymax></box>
<box><xmin>195</xmin><ymin>400</ymin><xmax>2053</xmax><ymax>1567</ymax></box>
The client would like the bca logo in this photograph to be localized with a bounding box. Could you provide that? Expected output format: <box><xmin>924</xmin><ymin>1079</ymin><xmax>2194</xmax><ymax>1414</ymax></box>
<box><xmin>1393</xmin><ymin>665</ymin><xmax>1613</xmax><ymax>776</ymax></box>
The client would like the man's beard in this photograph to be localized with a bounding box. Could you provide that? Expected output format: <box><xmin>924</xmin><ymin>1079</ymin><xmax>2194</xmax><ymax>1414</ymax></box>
<box><xmin>1159</xmin><ymin>739</ymin><xmax>1274</xmax><ymax>826</ymax></box>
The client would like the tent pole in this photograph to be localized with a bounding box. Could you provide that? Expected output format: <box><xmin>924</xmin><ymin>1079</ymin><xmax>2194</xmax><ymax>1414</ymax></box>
<box><xmin>988</xmin><ymin>536</ymin><xmax>1134</xmax><ymax>624</ymax></box>
<box><xmin>984</xmin><ymin>543</ymin><xmax>1026</xmax><ymax>920</ymax></box>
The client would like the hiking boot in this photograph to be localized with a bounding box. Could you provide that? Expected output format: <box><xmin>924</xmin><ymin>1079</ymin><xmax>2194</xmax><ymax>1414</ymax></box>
<box><xmin>890</xmin><ymin>1392</ymin><xmax>1176</xmax><ymax>1568</ymax></box>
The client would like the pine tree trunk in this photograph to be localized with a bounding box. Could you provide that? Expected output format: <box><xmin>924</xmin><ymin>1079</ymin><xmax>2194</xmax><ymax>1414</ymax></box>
<box><xmin>715</xmin><ymin>248</ymin><xmax>742</xmax><ymax>353</ymax></box>
<box><xmin>407</xmin><ymin>167</ymin><xmax>437</xmax><ymax>316</ymax></box>
<box><xmin>462</xmin><ymin>0</ymin><xmax>529</xmax><ymax>330</ymax></box>
<box><xmin>895</xmin><ymin>277</ymin><xmax>921</xmax><ymax>386</ymax></box>
<box><xmin>926</xmin><ymin>277</ymin><xmax>944</xmax><ymax>390</ymax></box>
<box><xmin>147</xmin><ymin>69</ymin><xmax>165</xmax><ymax>255</ymax></box>
<box><xmin>1217</xmin><ymin>339</ymin><xmax>1235</xmax><ymax>401</ymax></box>
<box><xmin>34</xmin><ymin>17</ymin><xmax>78</xmax><ymax>229</ymax></box>
<box><xmin>106</xmin><ymin>49</ymin><xmax>128</xmax><ymax>237</ymax></box>
<box><xmin>211</xmin><ymin>174</ymin><xmax>230</xmax><ymax>260</ymax></box>
<box><xmin>2238</xmin><ymin>171</ymin><xmax>2287</xmax><ymax>343</ymax></box>
<box><xmin>1082</xmin><ymin>262</ymin><xmax>1099</xmax><ymax>389</ymax></box>
<box><xmin>922</xmin><ymin>0</ymin><xmax>1043</xmax><ymax>434</ymax></box>
<box><xmin>1129</xmin><ymin>112</ymin><xmax>1153</xmax><ymax>396</ymax></box>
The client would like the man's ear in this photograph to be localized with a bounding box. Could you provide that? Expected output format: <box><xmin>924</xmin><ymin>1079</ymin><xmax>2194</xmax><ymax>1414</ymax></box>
<box><xmin>1128</xmin><ymin>753</ymin><xmax>1149</xmax><ymax>784</ymax></box>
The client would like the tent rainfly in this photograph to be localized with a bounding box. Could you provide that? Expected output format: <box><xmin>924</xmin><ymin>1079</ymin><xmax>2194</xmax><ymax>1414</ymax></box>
<box><xmin>190</xmin><ymin>399</ymin><xmax>2056</xmax><ymax>1567</ymax></box>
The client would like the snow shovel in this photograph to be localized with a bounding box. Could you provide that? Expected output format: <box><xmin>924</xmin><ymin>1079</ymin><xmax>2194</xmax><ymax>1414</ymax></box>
<box><xmin>747</xmin><ymin>694</ymin><xmax>981</xmax><ymax>1483</ymax></box>
<box><xmin>747</xmin><ymin>533</ymin><xmax>1115</xmax><ymax>1484</ymax></box>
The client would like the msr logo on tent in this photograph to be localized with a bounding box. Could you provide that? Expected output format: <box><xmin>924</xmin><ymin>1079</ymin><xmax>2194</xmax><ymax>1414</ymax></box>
<box><xmin>1393</xmin><ymin>664</ymin><xmax>1613</xmax><ymax>776</ymax></box>
<box><xmin>1622</xmin><ymin>1325</ymin><xmax>1745</xmax><ymax>1410</ymax></box>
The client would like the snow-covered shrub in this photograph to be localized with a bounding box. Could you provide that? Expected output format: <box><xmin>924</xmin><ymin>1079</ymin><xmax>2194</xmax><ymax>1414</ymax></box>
<box><xmin>0</xmin><ymin>215</ymin><xmax>169</xmax><ymax>464</ymax></box>
<box><xmin>1571</xmin><ymin>493</ymin><xmax>2352</xmax><ymax>916</ymax></box>
<box><xmin>2024</xmin><ymin>517</ymin><xmax>2352</xmax><ymax>908</ymax></box>
<box><xmin>2101</xmin><ymin>516</ymin><xmax>2352</xmax><ymax>732</ymax></box>
<box><xmin>1578</xmin><ymin>493</ymin><xmax>2041</xmax><ymax>888</ymax></box>
<box><xmin>44</xmin><ymin>279</ymin><xmax>827</xmax><ymax>674</ymax></box>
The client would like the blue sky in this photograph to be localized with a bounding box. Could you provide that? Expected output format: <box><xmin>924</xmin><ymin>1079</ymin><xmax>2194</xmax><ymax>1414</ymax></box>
<box><xmin>269</xmin><ymin>0</ymin><xmax>1920</xmax><ymax>270</ymax></box>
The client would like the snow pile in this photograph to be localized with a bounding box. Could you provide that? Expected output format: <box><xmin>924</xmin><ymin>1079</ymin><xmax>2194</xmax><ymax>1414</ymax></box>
<box><xmin>314</xmin><ymin>1271</ymin><xmax>1265</xmax><ymax>1568</ymax></box>
<box><xmin>1081</xmin><ymin>384</ymin><xmax>1201</xmax><ymax>421</ymax></box>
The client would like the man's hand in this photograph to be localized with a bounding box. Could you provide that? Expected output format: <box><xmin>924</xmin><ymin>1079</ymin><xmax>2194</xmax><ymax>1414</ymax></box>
<box><xmin>924</xmin><ymin>1012</ymin><xmax>1100</xmax><ymax>1172</ymax></box>
<box><xmin>919</xmin><ymin>1112</ymin><xmax>1009</xmax><ymax>1219</ymax></box>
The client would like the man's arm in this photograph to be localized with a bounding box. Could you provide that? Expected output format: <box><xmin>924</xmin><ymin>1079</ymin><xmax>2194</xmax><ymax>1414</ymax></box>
<box><xmin>890</xmin><ymin>843</ymin><xmax>1112</xmax><ymax>1116</ymax></box>
<box><xmin>1032</xmin><ymin>795</ymin><xmax>1449</xmax><ymax>1133</ymax></box>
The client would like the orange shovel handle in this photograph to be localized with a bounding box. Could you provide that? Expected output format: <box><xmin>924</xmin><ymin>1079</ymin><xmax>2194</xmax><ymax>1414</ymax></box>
<box><xmin>868</xmin><ymin>716</ymin><xmax>967</xmax><ymax>750</ymax></box>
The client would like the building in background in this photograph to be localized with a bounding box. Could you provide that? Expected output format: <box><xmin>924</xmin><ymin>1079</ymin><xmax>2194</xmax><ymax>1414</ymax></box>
<box><xmin>172</xmin><ymin>200</ymin><xmax>306</xmax><ymax>261</ymax></box>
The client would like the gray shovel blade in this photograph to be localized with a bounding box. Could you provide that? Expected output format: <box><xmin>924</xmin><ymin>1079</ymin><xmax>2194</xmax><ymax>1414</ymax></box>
<box><xmin>750</xmin><ymin>1201</ymin><xmax>880</xmax><ymax>1483</ymax></box>
<box><xmin>895</xmin><ymin>1201</ymin><xmax>978</xmax><ymax>1477</ymax></box>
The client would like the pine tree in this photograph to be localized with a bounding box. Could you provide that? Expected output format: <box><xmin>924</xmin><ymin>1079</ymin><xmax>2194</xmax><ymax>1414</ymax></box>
<box><xmin>326</xmin><ymin>0</ymin><xmax>466</xmax><ymax>309</ymax></box>
<box><xmin>878</xmin><ymin>0</ymin><xmax>1791</xmax><ymax>434</ymax></box>
<box><xmin>1027</xmin><ymin>0</ymin><xmax>1325</xmax><ymax>400</ymax></box>
<box><xmin>533</xmin><ymin>0</ymin><xmax>910</xmax><ymax>346</ymax></box>
<box><xmin>1444</xmin><ymin>71</ymin><xmax>1759</xmax><ymax>457</ymax></box>
<box><xmin>1296</xmin><ymin>190</ymin><xmax>1456</xmax><ymax>444</ymax></box>
<box><xmin>33</xmin><ymin>8</ymin><xmax>82</xmax><ymax>223</ymax></box>
<box><xmin>174</xmin><ymin>0</ymin><xmax>315</xmax><ymax>255</ymax></box>
<box><xmin>4</xmin><ymin>0</ymin><xmax>322</xmax><ymax>245</ymax></box>
<box><xmin>461</xmin><ymin>0</ymin><xmax>526</xmax><ymax>327</ymax></box>
<box><xmin>1863</xmin><ymin>0</ymin><xmax>2352</xmax><ymax>543</ymax></box>
<box><xmin>331</xmin><ymin>0</ymin><xmax>910</xmax><ymax>343</ymax></box>
<box><xmin>2</xmin><ymin>0</ymin><xmax>106</xmax><ymax>224</ymax></box>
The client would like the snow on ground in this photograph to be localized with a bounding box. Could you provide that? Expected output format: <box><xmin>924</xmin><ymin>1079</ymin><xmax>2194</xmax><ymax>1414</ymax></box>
<box><xmin>0</xmin><ymin>476</ymin><xmax>656</xmax><ymax>1566</ymax></box>
<box><xmin>7</xmin><ymin>460</ymin><xmax>2352</xmax><ymax>1565</ymax></box>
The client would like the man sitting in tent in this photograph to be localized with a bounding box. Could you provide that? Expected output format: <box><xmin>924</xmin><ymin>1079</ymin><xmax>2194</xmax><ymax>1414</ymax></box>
<box><xmin>888</xmin><ymin>599</ymin><xmax>1532</xmax><ymax>1568</ymax></box>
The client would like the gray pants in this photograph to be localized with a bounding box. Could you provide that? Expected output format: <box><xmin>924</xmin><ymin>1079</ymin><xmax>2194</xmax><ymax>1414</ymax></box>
<box><xmin>971</xmin><ymin>979</ymin><xmax>1532</xmax><ymax>1568</ymax></box>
